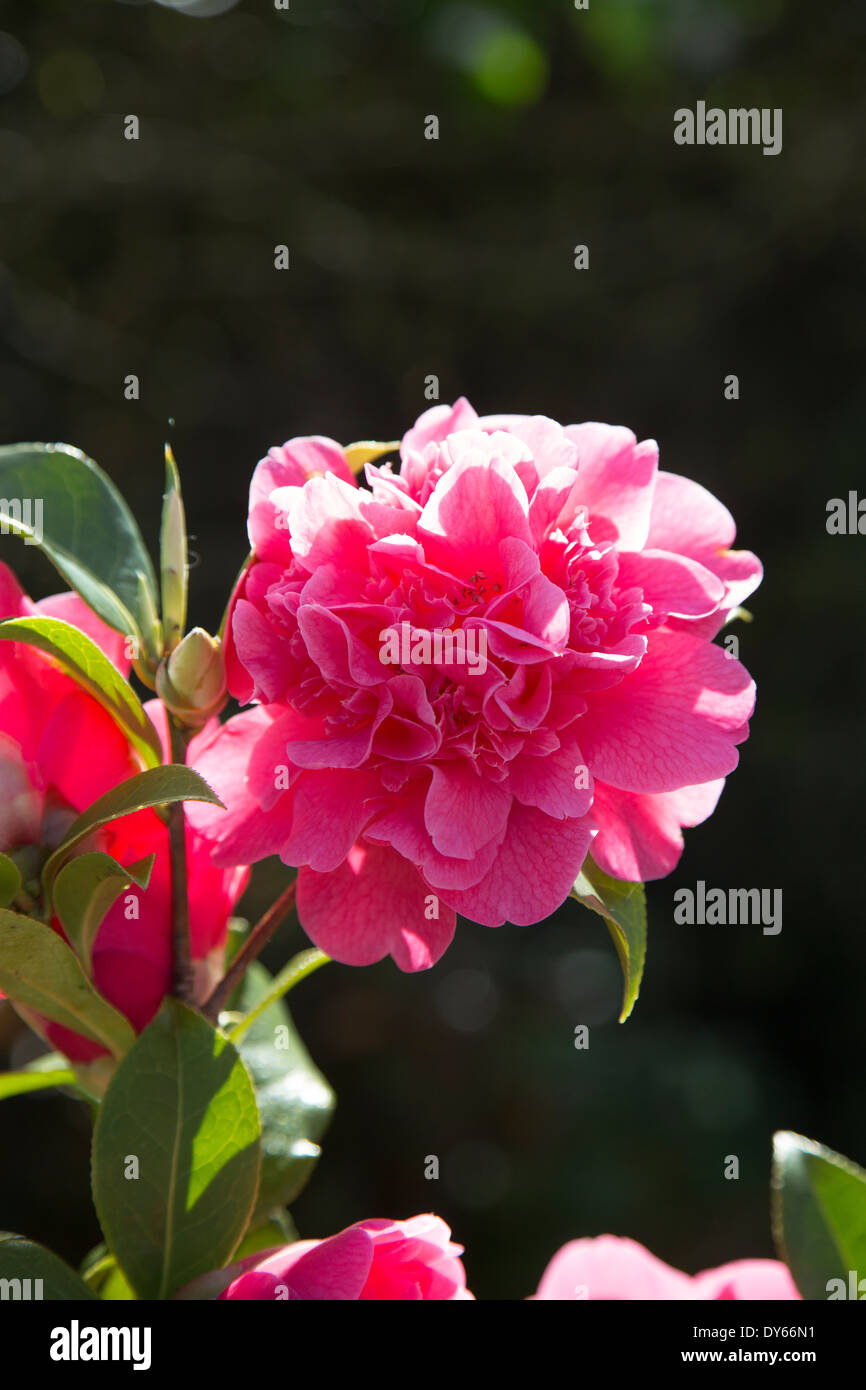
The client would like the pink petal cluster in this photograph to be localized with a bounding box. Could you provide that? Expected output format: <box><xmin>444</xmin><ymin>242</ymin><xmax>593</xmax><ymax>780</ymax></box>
<box><xmin>534</xmin><ymin>1236</ymin><xmax>799</xmax><ymax>1300</ymax></box>
<box><xmin>0</xmin><ymin>563</ymin><xmax>247</xmax><ymax>1061</ymax></box>
<box><xmin>192</xmin><ymin>400</ymin><xmax>761</xmax><ymax>970</ymax></box>
<box><xmin>217</xmin><ymin>1215</ymin><xmax>471</xmax><ymax>1300</ymax></box>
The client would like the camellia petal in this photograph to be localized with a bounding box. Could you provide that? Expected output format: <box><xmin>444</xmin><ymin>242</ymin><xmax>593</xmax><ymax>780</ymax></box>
<box><xmin>297</xmin><ymin>841</ymin><xmax>456</xmax><ymax>970</ymax></box>
<box><xmin>216</xmin><ymin>1214</ymin><xmax>471</xmax><ymax>1301</ymax></box>
<box><xmin>533</xmin><ymin>1236</ymin><xmax>799</xmax><ymax>1301</ymax></box>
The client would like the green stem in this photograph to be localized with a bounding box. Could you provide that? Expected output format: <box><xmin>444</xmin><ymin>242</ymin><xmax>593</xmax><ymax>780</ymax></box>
<box><xmin>228</xmin><ymin>948</ymin><xmax>330</xmax><ymax>1045</ymax></box>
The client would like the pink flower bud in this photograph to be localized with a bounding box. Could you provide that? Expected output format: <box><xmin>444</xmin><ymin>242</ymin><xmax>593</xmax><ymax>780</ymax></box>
<box><xmin>0</xmin><ymin>566</ymin><xmax>246</xmax><ymax>1063</ymax></box>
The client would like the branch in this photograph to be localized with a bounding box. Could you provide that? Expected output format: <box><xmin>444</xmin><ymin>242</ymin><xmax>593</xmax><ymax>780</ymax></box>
<box><xmin>168</xmin><ymin>719</ymin><xmax>194</xmax><ymax>1001</ymax></box>
<box><xmin>201</xmin><ymin>878</ymin><xmax>298</xmax><ymax>1024</ymax></box>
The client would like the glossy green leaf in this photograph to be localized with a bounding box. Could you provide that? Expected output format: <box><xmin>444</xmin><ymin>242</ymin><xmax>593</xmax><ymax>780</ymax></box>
<box><xmin>0</xmin><ymin>1232</ymin><xmax>98</xmax><ymax>1300</ymax></box>
<box><xmin>92</xmin><ymin>999</ymin><xmax>261</xmax><ymax>1300</ymax></box>
<box><xmin>4</xmin><ymin>1049</ymin><xmax>94</xmax><ymax>1103</ymax></box>
<box><xmin>0</xmin><ymin>910</ymin><xmax>136</xmax><ymax>1058</ymax></box>
<box><xmin>172</xmin><ymin>1212</ymin><xmax>297</xmax><ymax>1301</ymax></box>
<box><xmin>0</xmin><ymin>853</ymin><xmax>22</xmax><ymax>909</ymax></box>
<box><xmin>0</xmin><ymin>443</ymin><xmax>159</xmax><ymax>652</ymax></box>
<box><xmin>169</xmin><ymin>1267</ymin><xmax>235</xmax><ymax>1300</ymax></box>
<box><xmin>81</xmin><ymin>1247</ymin><xmax>136</xmax><ymax>1300</ymax></box>
<box><xmin>0</xmin><ymin>1065</ymin><xmax>77</xmax><ymax>1100</ymax></box>
<box><xmin>42</xmin><ymin>764</ymin><xmax>223</xmax><ymax>897</ymax></box>
<box><xmin>160</xmin><ymin>444</ymin><xmax>188</xmax><ymax>652</ymax></box>
<box><xmin>0</xmin><ymin>617</ymin><xmax>162</xmax><ymax>768</ymax></box>
<box><xmin>235</xmin><ymin>1214</ymin><xmax>295</xmax><ymax>1260</ymax></box>
<box><xmin>772</xmin><ymin>1130</ymin><xmax>866</xmax><ymax>1300</ymax></box>
<box><xmin>571</xmin><ymin>855</ymin><xmax>647</xmax><ymax>1022</ymax></box>
<box><xmin>2</xmin><ymin>1049</ymin><xmax>92</xmax><ymax>1103</ymax></box>
<box><xmin>53</xmin><ymin>852</ymin><xmax>155</xmax><ymax>976</ymax></box>
<box><xmin>231</xmin><ymin>962</ymin><xmax>335</xmax><ymax>1219</ymax></box>
<box><xmin>97</xmin><ymin>1263</ymin><xmax>136</xmax><ymax>1300</ymax></box>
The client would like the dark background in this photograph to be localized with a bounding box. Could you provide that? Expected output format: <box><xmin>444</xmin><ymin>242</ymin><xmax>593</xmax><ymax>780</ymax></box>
<box><xmin>0</xmin><ymin>0</ymin><xmax>864</xmax><ymax>1299</ymax></box>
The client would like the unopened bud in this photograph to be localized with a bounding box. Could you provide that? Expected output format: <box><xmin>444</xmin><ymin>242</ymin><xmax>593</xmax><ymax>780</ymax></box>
<box><xmin>156</xmin><ymin>628</ymin><xmax>226</xmax><ymax>727</ymax></box>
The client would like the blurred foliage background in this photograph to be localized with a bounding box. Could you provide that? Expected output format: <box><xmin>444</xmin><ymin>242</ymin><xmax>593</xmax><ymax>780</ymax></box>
<box><xmin>0</xmin><ymin>0</ymin><xmax>864</xmax><ymax>1299</ymax></box>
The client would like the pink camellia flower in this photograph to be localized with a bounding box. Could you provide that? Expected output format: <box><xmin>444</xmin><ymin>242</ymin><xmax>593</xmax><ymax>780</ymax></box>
<box><xmin>221</xmin><ymin>435</ymin><xmax>357</xmax><ymax>702</ymax></box>
<box><xmin>0</xmin><ymin>562</ymin><xmax>247</xmax><ymax>1062</ymax></box>
<box><xmin>533</xmin><ymin>1236</ymin><xmax>799</xmax><ymax>1300</ymax></box>
<box><xmin>191</xmin><ymin>400</ymin><xmax>761</xmax><ymax>970</ymax></box>
<box><xmin>213</xmin><ymin>1215</ymin><xmax>471</xmax><ymax>1301</ymax></box>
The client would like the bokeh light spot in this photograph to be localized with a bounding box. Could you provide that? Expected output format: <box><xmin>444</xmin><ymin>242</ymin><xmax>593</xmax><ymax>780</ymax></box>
<box><xmin>37</xmin><ymin>51</ymin><xmax>105</xmax><ymax>118</ymax></box>
<box><xmin>471</xmin><ymin>28</ymin><xmax>548</xmax><ymax>108</ymax></box>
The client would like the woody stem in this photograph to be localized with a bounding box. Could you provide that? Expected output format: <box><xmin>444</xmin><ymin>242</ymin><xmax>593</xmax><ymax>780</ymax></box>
<box><xmin>169</xmin><ymin>719</ymin><xmax>195</xmax><ymax>1002</ymax></box>
<box><xmin>201</xmin><ymin>877</ymin><xmax>298</xmax><ymax>1024</ymax></box>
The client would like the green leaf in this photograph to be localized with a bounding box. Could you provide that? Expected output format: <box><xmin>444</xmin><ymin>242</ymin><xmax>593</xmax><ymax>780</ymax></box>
<box><xmin>0</xmin><ymin>910</ymin><xmax>136</xmax><ymax>1058</ymax></box>
<box><xmin>0</xmin><ymin>1232</ymin><xmax>98</xmax><ymax>1300</ymax></box>
<box><xmin>0</xmin><ymin>617</ymin><xmax>162</xmax><ymax>769</ymax></box>
<box><xmin>92</xmin><ymin>999</ymin><xmax>261</xmax><ymax>1300</ymax></box>
<box><xmin>344</xmin><ymin>439</ymin><xmax>400</xmax><ymax>474</ymax></box>
<box><xmin>53</xmin><ymin>852</ymin><xmax>155</xmax><ymax>976</ymax></box>
<box><xmin>81</xmin><ymin>1248</ymin><xmax>136</xmax><ymax>1300</ymax></box>
<box><xmin>235</xmin><ymin>1214</ymin><xmax>295</xmax><ymax>1260</ymax></box>
<box><xmin>772</xmin><ymin>1130</ymin><xmax>866</xmax><ymax>1300</ymax></box>
<box><xmin>228</xmin><ymin>947</ymin><xmax>329</xmax><ymax>1046</ymax></box>
<box><xmin>69</xmin><ymin>1055</ymin><xmax>117</xmax><ymax>1104</ymax></box>
<box><xmin>232</xmin><ymin>962</ymin><xmax>335</xmax><ymax>1218</ymax></box>
<box><xmin>41</xmin><ymin>764</ymin><xmax>223</xmax><ymax>898</ymax></box>
<box><xmin>0</xmin><ymin>443</ymin><xmax>159</xmax><ymax>654</ymax></box>
<box><xmin>571</xmin><ymin>855</ymin><xmax>647</xmax><ymax>1022</ymax></box>
<box><xmin>97</xmin><ymin>1262</ymin><xmax>136</xmax><ymax>1300</ymax></box>
<box><xmin>0</xmin><ymin>1065</ymin><xmax>77</xmax><ymax>1100</ymax></box>
<box><xmin>0</xmin><ymin>853</ymin><xmax>22</xmax><ymax>909</ymax></box>
<box><xmin>172</xmin><ymin>1213</ymin><xmax>297</xmax><ymax>1301</ymax></box>
<box><xmin>0</xmin><ymin>1050</ymin><xmax>96</xmax><ymax>1105</ymax></box>
<box><xmin>160</xmin><ymin>444</ymin><xmax>188</xmax><ymax>652</ymax></box>
<box><xmin>22</xmin><ymin>1049</ymin><xmax>71</xmax><ymax>1072</ymax></box>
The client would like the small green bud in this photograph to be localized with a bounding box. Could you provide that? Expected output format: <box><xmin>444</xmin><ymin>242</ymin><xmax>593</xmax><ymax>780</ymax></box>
<box><xmin>156</xmin><ymin>628</ymin><xmax>226</xmax><ymax>728</ymax></box>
